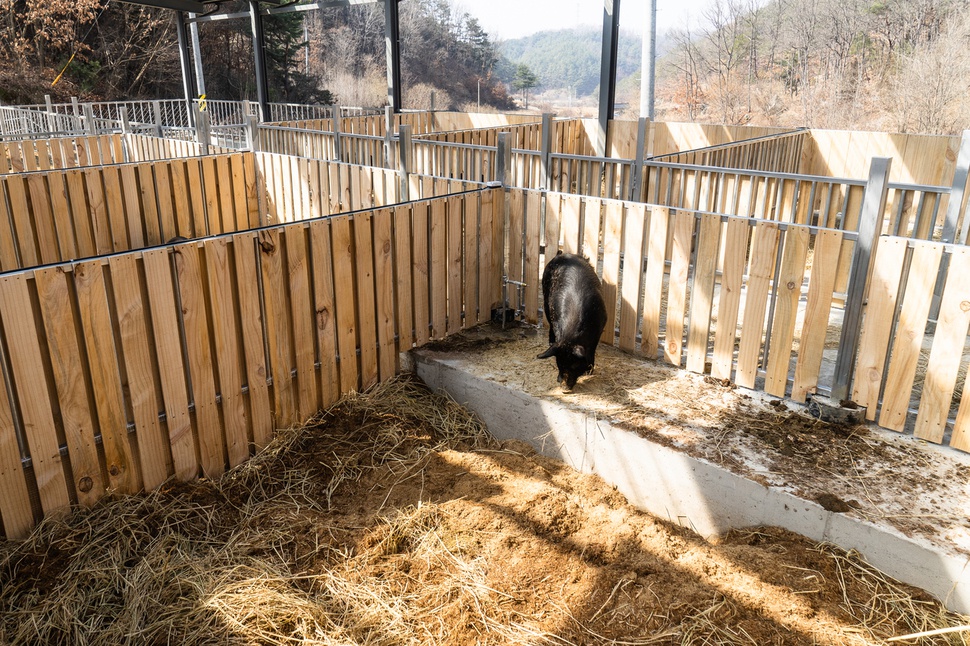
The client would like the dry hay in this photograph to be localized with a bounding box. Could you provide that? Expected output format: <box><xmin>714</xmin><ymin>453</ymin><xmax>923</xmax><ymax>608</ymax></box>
<box><xmin>1</xmin><ymin>375</ymin><xmax>968</xmax><ymax>645</ymax></box>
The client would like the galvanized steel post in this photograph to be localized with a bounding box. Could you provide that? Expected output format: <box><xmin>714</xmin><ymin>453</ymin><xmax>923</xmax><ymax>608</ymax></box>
<box><xmin>831</xmin><ymin>156</ymin><xmax>892</xmax><ymax>402</ymax></box>
<box><xmin>398</xmin><ymin>124</ymin><xmax>411</xmax><ymax>201</ymax></box>
<box><xmin>540</xmin><ymin>113</ymin><xmax>554</xmax><ymax>191</ymax></box>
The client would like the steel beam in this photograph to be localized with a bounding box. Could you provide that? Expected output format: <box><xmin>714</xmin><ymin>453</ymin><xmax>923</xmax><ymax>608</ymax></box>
<box><xmin>187</xmin><ymin>0</ymin><xmax>382</xmax><ymax>23</ymax></box>
<box><xmin>115</xmin><ymin>0</ymin><xmax>206</xmax><ymax>12</ymax></box>
<box><xmin>384</xmin><ymin>0</ymin><xmax>402</xmax><ymax>112</ymax></box>
<box><xmin>174</xmin><ymin>10</ymin><xmax>197</xmax><ymax>126</ymax></box>
<box><xmin>596</xmin><ymin>0</ymin><xmax>621</xmax><ymax>157</ymax></box>
<box><xmin>249</xmin><ymin>0</ymin><xmax>270</xmax><ymax>121</ymax></box>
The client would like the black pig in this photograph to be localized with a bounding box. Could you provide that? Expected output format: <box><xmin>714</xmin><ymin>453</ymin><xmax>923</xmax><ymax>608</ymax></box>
<box><xmin>537</xmin><ymin>252</ymin><xmax>607</xmax><ymax>390</ymax></box>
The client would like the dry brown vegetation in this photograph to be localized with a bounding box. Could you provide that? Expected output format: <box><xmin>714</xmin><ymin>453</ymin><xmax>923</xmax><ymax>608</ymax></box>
<box><xmin>2</xmin><ymin>376</ymin><xmax>969</xmax><ymax>645</ymax></box>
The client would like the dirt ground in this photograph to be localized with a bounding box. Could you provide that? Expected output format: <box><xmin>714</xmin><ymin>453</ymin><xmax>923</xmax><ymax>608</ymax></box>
<box><xmin>424</xmin><ymin>322</ymin><xmax>970</xmax><ymax>558</ymax></box>
<box><xmin>1</xmin><ymin>372</ymin><xmax>968</xmax><ymax>644</ymax></box>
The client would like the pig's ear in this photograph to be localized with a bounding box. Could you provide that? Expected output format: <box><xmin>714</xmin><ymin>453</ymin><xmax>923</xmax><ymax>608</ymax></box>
<box><xmin>537</xmin><ymin>346</ymin><xmax>557</xmax><ymax>359</ymax></box>
<box><xmin>571</xmin><ymin>345</ymin><xmax>587</xmax><ymax>358</ymax></box>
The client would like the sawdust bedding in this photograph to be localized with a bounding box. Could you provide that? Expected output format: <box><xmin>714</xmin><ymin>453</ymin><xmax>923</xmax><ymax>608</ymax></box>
<box><xmin>0</xmin><ymin>373</ymin><xmax>968</xmax><ymax>644</ymax></box>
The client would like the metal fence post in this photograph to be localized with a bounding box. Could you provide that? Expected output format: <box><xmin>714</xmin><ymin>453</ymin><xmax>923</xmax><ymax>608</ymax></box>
<box><xmin>332</xmin><ymin>110</ymin><xmax>343</xmax><ymax>162</ymax></box>
<box><xmin>44</xmin><ymin>94</ymin><xmax>56</xmax><ymax>134</ymax></box>
<box><xmin>398</xmin><ymin>124</ymin><xmax>411</xmax><ymax>202</ymax></box>
<box><xmin>384</xmin><ymin>105</ymin><xmax>394</xmax><ymax>169</ymax></box>
<box><xmin>119</xmin><ymin>107</ymin><xmax>131</xmax><ymax>163</ymax></box>
<box><xmin>539</xmin><ymin>112</ymin><xmax>554</xmax><ymax>190</ymax></box>
<box><xmin>82</xmin><ymin>103</ymin><xmax>97</xmax><ymax>135</ymax></box>
<box><xmin>496</xmin><ymin>132</ymin><xmax>512</xmax><ymax>188</ymax></box>
<box><xmin>151</xmin><ymin>100</ymin><xmax>163</xmax><ymax>138</ymax></box>
<box><xmin>831</xmin><ymin>156</ymin><xmax>892</xmax><ymax>402</ymax></box>
<box><xmin>195</xmin><ymin>104</ymin><xmax>210</xmax><ymax>155</ymax></box>
<box><xmin>246</xmin><ymin>115</ymin><xmax>260</xmax><ymax>152</ymax></box>
<box><xmin>629</xmin><ymin>117</ymin><xmax>648</xmax><ymax>201</ymax></box>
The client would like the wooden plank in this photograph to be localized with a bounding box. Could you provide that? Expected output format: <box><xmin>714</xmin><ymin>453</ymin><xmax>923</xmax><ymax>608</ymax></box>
<box><xmin>641</xmin><ymin>207</ymin><xmax>669</xmax><ymax>359</ymax></box>
<box><xmin>523</xmin><ymin>192</ymin><xmax>542</xmax><ymax>324</ymax></box>
<box><xmin>203</xmin><ymin>238</ymin><xmax>250</xmax><ymax>468</ymax></box>
<box><xmin>243</xmin><ymin>152</ymin><xmax>261</xmax><ymax>228</ymax></box>
<box><xmin>0</xmin><ymin>346</ymin><xmax>33</xmax><ymax>538</ymax></box>
<box><xmin>686</xmin><ymin>213</ymin><xmax>722</xmax><ymax>374</ymax></box>
<box><xmin>581</xmin><ymin>198</ymin><xmax>602</xmax><ymax>262</ymax></box>
<box><xmin>791</xmin><ymin>230</ymin><xmax>843</xmax><ymax>402</ymax></box>
<box><xmin>839</xmin><ymin>238</ymin><xmax>907</xmax><ymax>420</ymax></box>
<box><xmin>258</xmin><ymin>228</ymin><xmax>297</xmax><ymax>427</ymax></box>
<box><xmin>137</xmin><ymin>165</ymin><xmax>162</xmax><ymax>246</ymax></box>
<box><xmin>0</xmin><ymin>181</ymin><xmax>21</xmax><ymax>271</ymax></box>
<box><xmin>25</xmin><ymin>174</ymin><xmax>60</xmax><ymax>264</ymax></box>
<box><xmin>412</xmin><ymin>201</ymin><xmax>431</xmax><ymax>346</ymax></box>
<box><xmin>6</xmin><ymin>176</ymin><xmax>39</xmax><ymax>267</ymax></box>
<box><xmin>373</xmin><ymin>208</ymin><xmax>397</xmax><ymax>380</ymax></box>
<box><xmin>231</xmin><ymin>155</ymin><xmax>250</xmax><ymax>231</ymax></box>
<box><xmin>169</xmin><ymin>159</ymin><xmax>192</xmax><ymax>238</ymax></box>
<box><xmin>353</xmin><ymin>211</ymin><xmax>379</xmax><ymax>389</ymax></box>
<box><xmin>711</xmin><ymin>219</ymin><xmax>750</xmax><ymax>380</ymax></box>
<box><xmin>44</xmin><ymin>173</ymin><xmax>76</xmax><ymax>263</ymax></box>
<box><xmin>664</xmin><ymin>211</ymin><xmax>694</xmax><ymax>366</ymax></box>
<box><xmin>231</xmin><ymin>233</ymin><xmax>274</xmax><ymax>449</ymax></box>
<box><xmin>561</xmin><ymin>194</ymin><xmax>581</xmax><ymax>255</ymax></box>
<box><xmin>618</xmin><ymin>204</ymin><xmax>646</xmax><ymax>353</ymax></box>
<box><xmin>308</xmin><ymin>221</ymin><xmax>339</xmax><ymax>407</ymax></box>
<box><xmin>506</xmin><ymin>190</ymin><xmax>524</xmax><ymax>315</ymax></box>
<box><xmin>447</xmin><ymin>196</ymin><xmax>464</xmax><ymax>334</ymax></box>
<box><xmin>32</xmin><ymin>264</ymin><xmax>108</xmax><ymax>504</ymax></box>
<box><xmin>201</xmin><ymin>156</ymin><xmax>222</xmax><ymax>235</ymax></box>
<box><xmin>736</xmin><ymin>222</ymin><xmax>781</xmax><ymax>389</ymax></box>
<box><xmin>73</xmin><ymin>260</ymin><xmax>141</xmax><ymax>494</ymax></box>
<box><xmin>463</xmin><ymin>195</ymin><xmax>481</xmax><ymax>326</ymax></box>
<box><xmin>217</xmin><ymin>155</ymin><xmax>236</xmax><ymax>232</ymax></box>
<box><xmin>174</xmin><ymin>243</ymin><xmax>225</xmax><ymax>478</ymax></box>
<box><xmin>479</xmin><ymin>190</ymin><xmax>499</xmax><ymax>320</ymax></box>
<box><xmin>142</xmin><ymin>248</ymin><xmax>197</xmax><ymax>480</ymax></box>
<box><xmin>600</xmin><ymin>200</ymin><xmax>623</xmax><ymax>345</ymax></box>
<box><xmin>430</xmin><ymin>197</ymin><xmax>448</xmax><ymax>338</ymax></box>
<box><xmin>105</xmin><ymin>255</ymin><xmax>170</xmax><ymax>490</ymax></box>
<box><xmin>284</xmin><ymin>227</ymin><xmax>318</xmax><ymax>420</ymax></box>
<box><xmin>331</xmin><ymin>216</ymin><xmax>360</xmax><ymax>393</ymax></box>
<box><xmin>544</xmin><ymin>192</ymin><xmax>563</xmax><ymax>259</ymax></box>
<box><xmin>153</xmin><ymin>162</ymin><xmax>177</xmax><ymax>243</ymax></box>
<box><xmin>763</xmin><ymin>226</ymin><xmax>810</xmax><ymax>396</ymax></box>
<box><xmin>100</xmin><ymin>166</ymin><xmax>129</xmax><ymax>252</ymax></box>
<box><xmin>915</xmin><ymin>248</ymin><xmax>970</xmax><ymax>443</ymax></box>
<box><xmin>877</xmin><ymin>244</ymin><xmax>943</xmax><ymax>431</ymax></box>
<box><xmin>120</xmin><ymin>165</ymin><xmax>145</xmax><ymax>249</ymax></box>
<box><xmin>393</xmin><ymin>206</ymin><xmax>415</xmax><ymax>349</ymax></box>
<box><xmin>82</xmin><ymin>169</ymin><xmax>113</xmax><ymax>254</ymax></box>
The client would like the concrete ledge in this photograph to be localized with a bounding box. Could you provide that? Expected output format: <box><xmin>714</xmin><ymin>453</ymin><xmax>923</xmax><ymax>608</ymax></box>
<box><xmin>411</xmin><ymin>351</ymin><xmax>970</xmax><ymax>615</ymax></box>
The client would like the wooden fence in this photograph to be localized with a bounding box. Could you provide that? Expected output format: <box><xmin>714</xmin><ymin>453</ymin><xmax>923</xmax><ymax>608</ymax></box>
<box><xmin>0</xmin><ymin>186</ymin><xmax>503</xmax><ymax>540</ymax></box>
<box><xmin>853</xmin><ymin>237</ymin><xmax>970</xmax><ymax>452</ymax></box>
<box><xmin>0</xmin><ymin>135</ymin><xmax>126</xmax><ymax>173</ymax></box>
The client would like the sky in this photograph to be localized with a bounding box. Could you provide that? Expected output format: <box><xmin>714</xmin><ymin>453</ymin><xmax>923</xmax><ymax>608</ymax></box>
<box><xmin>460</xmin><ymin>0</ymin><xmax>711</xmax><ymax>41</ymax></box>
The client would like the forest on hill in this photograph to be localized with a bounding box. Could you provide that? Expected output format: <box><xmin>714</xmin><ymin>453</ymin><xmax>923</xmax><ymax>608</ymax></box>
<box><xmin>0</xmin><ymin>0</ymin><xmax>967</xmax><ymax>134</ymax></box>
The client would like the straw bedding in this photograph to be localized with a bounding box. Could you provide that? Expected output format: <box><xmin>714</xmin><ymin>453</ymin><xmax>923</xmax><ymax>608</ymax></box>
<box><xmin>1</xmin><ymin>376</ymin><xmax>967</xmax><ymax>645</ymax></box>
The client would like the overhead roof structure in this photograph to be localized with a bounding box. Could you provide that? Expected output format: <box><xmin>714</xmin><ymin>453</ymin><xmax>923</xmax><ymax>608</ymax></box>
<box><xmin>114</xmin><ymin>0</ymin><xmax>622</xmax><ymax>154</ymax></box>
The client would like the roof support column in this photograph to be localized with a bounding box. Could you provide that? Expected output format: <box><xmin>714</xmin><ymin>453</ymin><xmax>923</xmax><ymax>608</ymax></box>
<box><xmin>384</xmin><ymin>0</ymin><xmax>402</xmax><ymax>112</ymax></box>
<box><xmin>189</xmin><ymin>13</ymin><xmax>207</xmax><ymax>97</ymax></box>
<box><xmin>596</xmin><ymin>0</ymin><xmax>621</xmax><ymax>157</ymax></box>
<box><xmin>249</xmin><ymin>0</ymin><xmax>271</xmax><ymax>121</ymax></box>
<box><xmin>175</xmin><ymin>10</ymin><xmax>197</xmax><ymax>126</ymax></box>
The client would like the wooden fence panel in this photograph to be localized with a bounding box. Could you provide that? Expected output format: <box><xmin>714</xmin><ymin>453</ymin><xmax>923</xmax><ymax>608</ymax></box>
<box><xmin>308</xmin><ymin>220</ymin><xmax>340</xmax><ymax>408</ymax></box>
<box><xmin>331</xmin><ymin>216</ymin><xmax>360</xmax><ymax>393</ymax></box>
<box><xmin>736</xmin><ymin>222</ymin><xmax>781</xmax><ymax>389</ymax></box>
<box><xmin>641</xmin><ymin>207</ymin><xmax>669</xmax><ymax>359</ymax></box>
<box><xmin>878</xmin><ymin>244</ymin><xmax>943</xmax><ymax>431</ymax></box>
<box><xmin>601</xmin><ymin>201</ymin><xmax>623</xmax><ymax>344</ymax></box>
<box><xmin>259</xmin><ymin>228</ymin><xmax>297</xmax><ymax>427</ymax></box>
<box><xmin>284</xmin><ymin>227</ymin><xmax>318</xmax><ymax>422</ymax></box>
<box><xmin>618</xmin><ymin>204</ymin><xmax>646</xmax><ymax>353</ymax></box>
<box><xmin>686</xmin><ymin>212</ymin><xmax>721</xmax><ymax>374</ymax></box>
<box><xmin>523</xmin><ymin>192</ymin><xmax>542</xmax><ymax>325</ymax></box>
<box><xmin>373</xmin><ymin>208</ymin><xmax>397</xmax><ymax>380</ymax></box>
<box><xmin>711</xmin><ymin>219</ymin><xmax>750</xmax><ymax>381</ymax></box>
<box><xmin>664</xmin><ymin>210</ymin><xmax>694</xmax><ymax>366</ymax></box>
<box><xmin>354</xmin><ymin>211</ymin><xmax>379</xmax><ymax>391</ymax></box>
<box><xmin>763</xmin><ymin>226</ymin><xmax>809</xmax><ymax>397</ymax></box>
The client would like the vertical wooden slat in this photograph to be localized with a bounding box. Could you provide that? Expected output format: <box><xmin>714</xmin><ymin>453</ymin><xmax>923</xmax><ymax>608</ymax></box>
<box><xmin>201</xmin><ymin>156</ymin><xmax>222</xmax><ymax>235</ymax></box>
<box><xmin>243</xmin><ymin>152</ymin><xmax>261</xmax><ymax>228</ymax></box>
<box><xmin>478</xmin><ymin>190</ymin><xmax>498</xmax><ymax>321</ymax></box>
<box><xmin>763</xmin><ymin>226</ymin><xmax>810</xmax><ymax>396</ymax></box>
<box><xmin>26</xmin><ymin>174</ymin><xmax>60</xmax><ymax>264</ymax></box>
<box><xmin>232</xmin><ymin>233</ymin><xmax>274</xmax><ymax>450</ymax></box>
<box><xmin>523</xmin><ymin>192</ymin><xmax>542</xmax><ymax>324</ymax></box>
<box><xmin>463</xmin><ymin>195</ymin><xmax>481</xmax><ymax>326</ymax></box>
<box><xmin>74</xmin><ymin>260</ymin><xmax>141</xmax><ymax>494</ymax></box>
<box><xmin>430</xmin><ymin>197</ymin><xmax>448</xmax><ymax>338</ymax></box>
<box><xmin>412</xmin><ymin>201</ymin><xmax>431</xmax><ymax>347</ymax></box>
<box><xmin>664</xmin><ymin>211</ymin><xmax>694</xmax><ymax>366</ymax></box>
<box><xmin>736</xmin><ymin>222</ymin><xmax>781</xmax><ymax>389</ymax></box>
<box><xmin>561</xmin><ymin>194</ymin><xmax>581</xmax><ymax>255</ymax></box>
<box><xmin>0</xmin><ymin>181</ymin><xmax>22</xmax><ymax>271</ymax></box>
<box><xmin>0</xmin><ymin>350</ymin><xmax>33</xmax><ymax>538</ymax></box>
<box><xmin>878</xmin><ymin>244</ymin><xmax>943</xmax><ymax>431</ymax></box>
<box><xmin>618</xmin><ymin>204</ymin><xmax>645</xmax><ymax>353</ymax></box>
<box><xmin>137</xmin><ymin>165</ymin><xmax>162</xmax><ymax>246</ymax></box>
<box><xmin>353</xmin><ymin>211</ymin><xmax>379</xmax><ymax>390</ymax></box>
<box><xmin>711</xmin><ymin>219</ymin><xmax>750</xmax><ymax>381</ymax></box>
<box><xmin>217</xmin><ymin>156</ymin><xmax>236</xmax><ymax>232</ymax></box>
<box><xmin>153</xmin><ymin>162</ymin><xmax>176</xmax><ymax>243</ymax></box>
<box><xmin>259</xmin><ymin>228</ymin><xmax>297</xmax><ymax>427</ymax></box>
<box><xmin>106</xmin><ymin>255</ymin><xmax>170</xmax><ymax>490</ymax></box>
<box><xmin>0</xmin><ymin>273</ymin><xmax>72</xmax><ymax>519</ymax></box>
<box><xmin>393</xmin><ymin>206</ymin><xmax>415</xmax><ymax>348</ymax></box>
<box><xmin>173</xmin><ymin>244</ymin><xmax>225</xmax><ymax>478</ymax></box>
<box><xmin>203</xmin><ymin>238</ymin><xmax>250</xmax><ymax>468</ymax></box>
<box><xmin>331</xmin><ymin>216</ymin><xmax>360</xmax><ymax>393</ymax></box>
<box><xmin>851</xmin><ymin>238</ymin><xmax>908</xmax><ymax>417</ymax></box>
<box><xmin>308</xmin><ymin>221</ymin><xmax>340</xmax><ymax>407</ymax></box>
<box><xmin>581</xmin><ymin>198</ymin><xmax>602</xmax><ymax>262</ymax></box>
<box><xmin>915</xmin><ymin>248</ymin><xmax>970</xmax><ymax>443</ymax></box>
<box><xmin>446</xmin><ymin>196</ymin><xmax>464</xmax><ymax>334</ymax></box>
<box><xmin>101</xmin><ymin>167</ymin><xmax>129</xmax><ymax>252</ymax></box>
<box><xmin>284</xmin><ymin>227</ymin><xmax>318</xmax><ymax>420</ymax></box>
<box><xmin>143</xmin><ymin>249</ymin><xmax>197</xmax><ymax>480</ymax></box>
<box><xmin>373</xmin><ymin>208</ymin><xmax>397</xmax><ymax>379</ymax></box>
<box><xmin>34</xmin><ymin>266</ymin><xmax>105</xmax><ymax>505</ymax></box>
<box><xmin>544</xmin><ymin>192</ymin><xmax>563</xmax><ymax>259</ymax></box>
<box><xmin>686</xmin><ymin>213</ymin><xmax>722</xmax><ymax>374</ymax></box>
<box><xmin>120</xmin><ymin>166</ymin><xmax>145</xmax><ymax>249</ymax></box>
<box><xmin>600</xmin><ymin>200</ymin><xmax>623</xmax><ymax>344</ymax></box>
<box><xmin>792</xmin><ymin>230</ymin><xmax>844</xmax><ymax>402</ymax></box>
<box><xmin>641</xmin><ymin>207</ymin><xmax>669</xmax><ymax>359</ymax></box>
<box><xmin>169</xmin><ymin>160</ymin><xmax>192</xmax><ymax>238</ymax></box>
<box><xmin>506</xmin><ymin>190</ymin><xmax>524</xmax><ymax>315</ymax></box>
<box><xmin>6</xmin><ymin>176</ymin><xmax>39</xmax><ymax>267</ymax></box>
<box><xmin>231</xmin><ymin>155</ymin><xmax>250</xmax><ymax>231</ymax></box>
